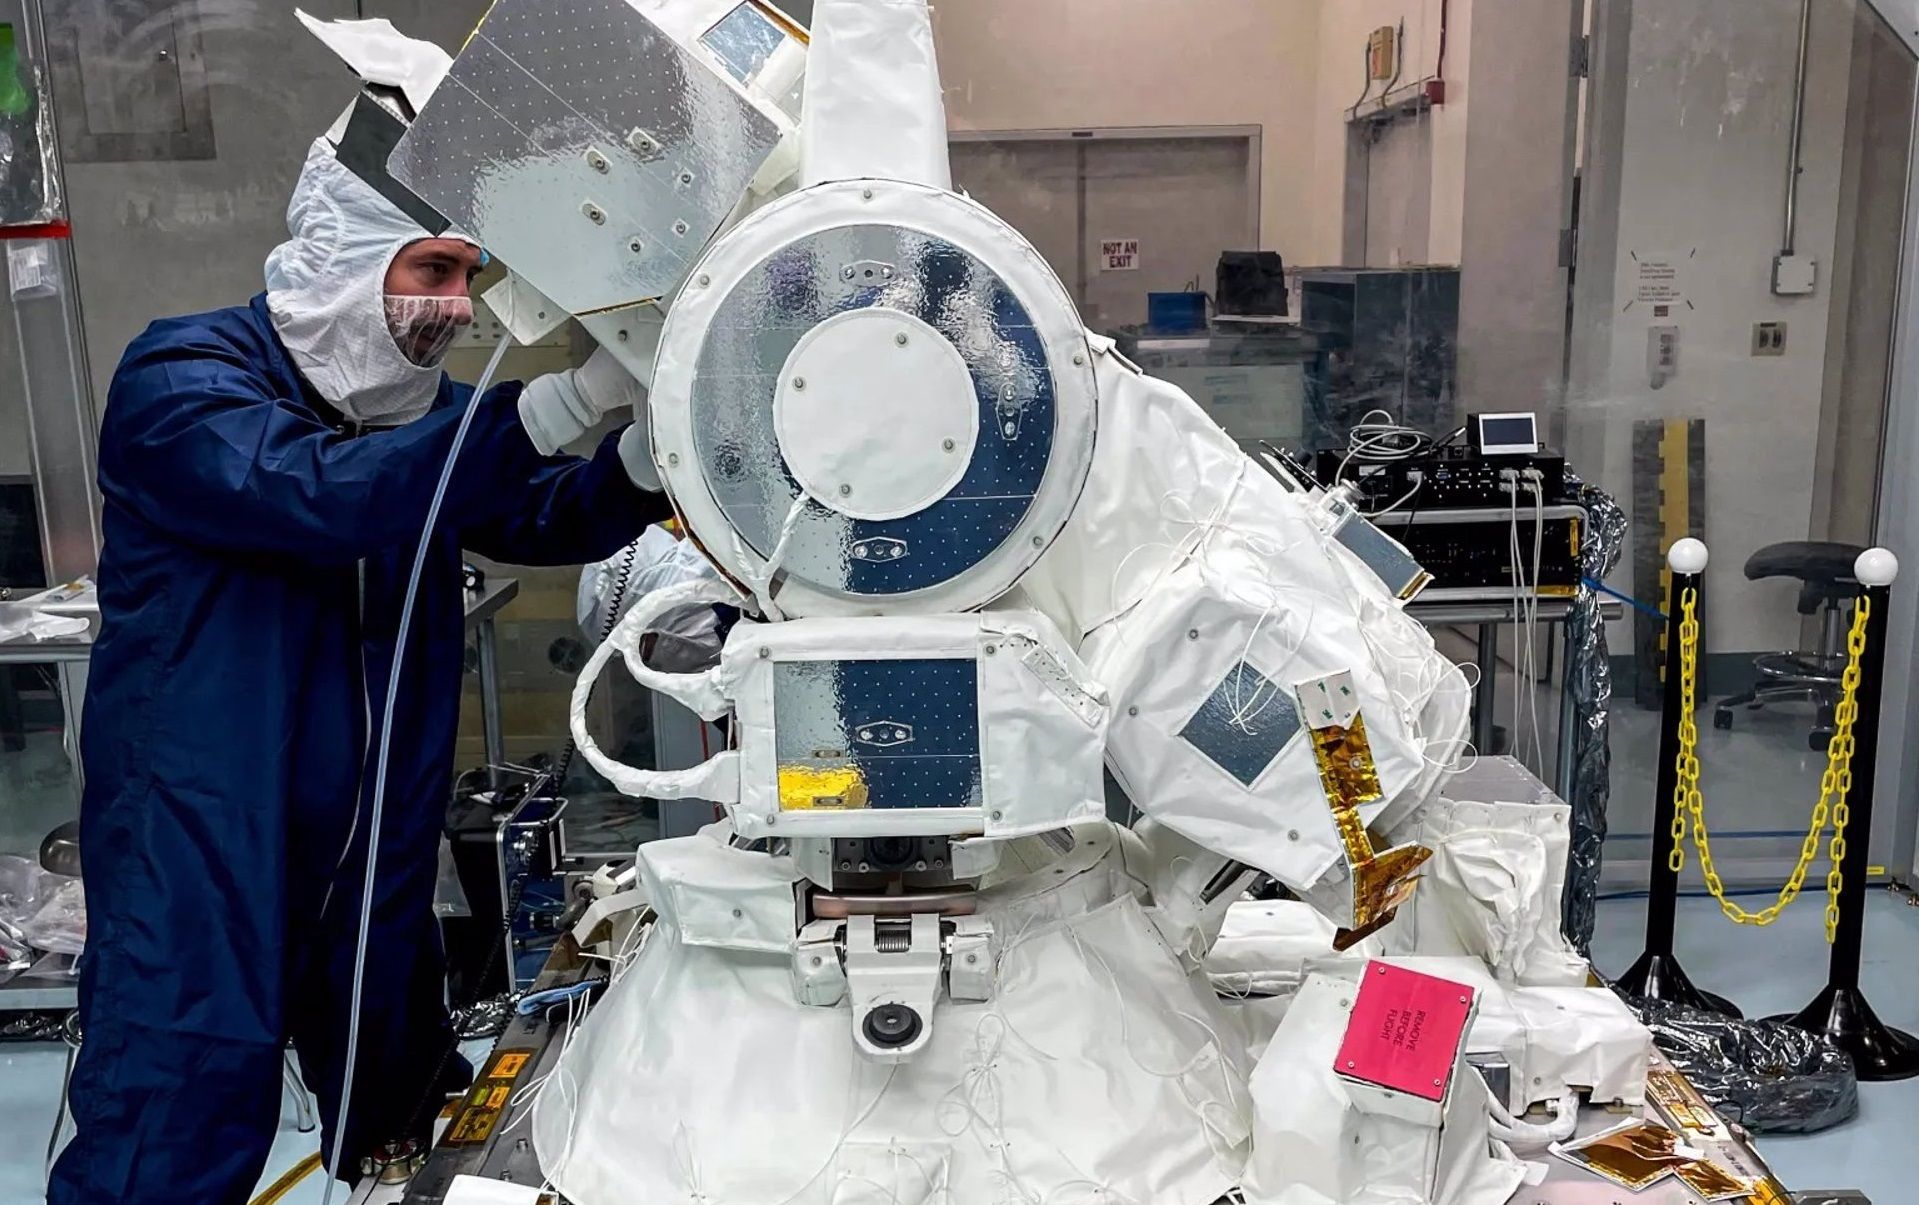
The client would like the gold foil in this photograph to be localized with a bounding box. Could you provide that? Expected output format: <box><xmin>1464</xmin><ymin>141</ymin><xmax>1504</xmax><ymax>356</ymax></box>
<box><xmin>778</xmin><ymin>764</ymin><xmax>870</xmax><ymax>810</ymax></box>
<box><xmin>1350</xmin><ymin>843</ymin><xmax>1432</xmax><ymax>930</ymax></box>
<box><xmin>1645</xmin><ymin>1066</ymin><xmax>1723</xmax><ymax>1138</ymax></box>
<box><xmin>1554</xmin><ymin>1119</ymin><xmax>1686</xmax><ymax>1190</ymax></box>
<box><xmin>1307</xmin><ymin>717</ymin><xmax>1386</xmax><ymax>811</ymax></box>
<box><xmin>1674</xmin><ymin>1160</ymin><xmax>1752</xmax><ymax>1200</ymax></box>
<box><xmin>1306</xmin><ymin>708</ymin><xmax>1433</xmax><ymax>941</ymax></box>
<box><xmin>1742</xmin><ymin>1178</ymin><xmax>1793</xmax><ymax>1205</ymax></box>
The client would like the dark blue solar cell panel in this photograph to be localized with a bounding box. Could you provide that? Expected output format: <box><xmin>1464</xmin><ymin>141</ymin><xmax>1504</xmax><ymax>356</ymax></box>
<box><xmin>690</xmin><ymin>222</ymin><xmax>1061</xmax><ymax>599</ymax></box>
<box><xmin>774</xmin><ymin>657</ymin><xmax>983</xmax><ymax>811</ymax></box>
<box><xmin>1179</xmin><ymin>662</ymin><xmax>1302</xmax><ymax>787</ymax></box>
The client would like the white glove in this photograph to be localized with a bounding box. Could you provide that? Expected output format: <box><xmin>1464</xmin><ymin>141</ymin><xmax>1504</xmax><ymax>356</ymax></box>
<box><xmin>519</xmin><ymin>345</ymin><xmax>646</xmax><ymax>455</ymax></box>
<box><xmin>618</xmin><ymin>421</ymin><xmax>662</xmax><ymax>492</ymax></box>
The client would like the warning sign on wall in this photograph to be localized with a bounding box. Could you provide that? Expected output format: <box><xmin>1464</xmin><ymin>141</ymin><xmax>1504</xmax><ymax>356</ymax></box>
<box><xmin>1628</xmin><ymin>249</ymin><xmax>1695</xmax><ymax>311</ymax></box>
<box><xmin>1101</xmin><ymin>238</ymin><xmax>1140</xmax><ymax>271</ymax></box>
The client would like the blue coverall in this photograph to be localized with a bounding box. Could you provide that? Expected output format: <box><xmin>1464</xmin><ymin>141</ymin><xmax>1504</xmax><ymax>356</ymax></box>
<box><xmin>47</xmin><ymin>295</ymin><xmax>668</xmax><ymax>1201</ymax></box>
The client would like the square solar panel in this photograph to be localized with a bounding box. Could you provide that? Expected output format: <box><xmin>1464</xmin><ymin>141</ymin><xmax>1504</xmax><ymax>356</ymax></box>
<box><xmin>773</xmin><ymin>657</ymin><xmax>983</xmax><ymax>810</ymax></box>
<box><xmin>1180</xmin><ymin>661</ymin><xmax>1302</xmax><ymax>787</ymax></box>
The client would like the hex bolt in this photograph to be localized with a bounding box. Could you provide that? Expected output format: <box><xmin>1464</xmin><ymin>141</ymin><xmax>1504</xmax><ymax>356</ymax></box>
<box><xmin>1187</xmin><ymin>628</ymin><xmax>1200</xmax><ymax>640</ymax></box>
<box><xmin>896</xmin><ymin>332</ymin><xmax>910</xmax><ymax>347</ymax></box>
<box><xmin>628</xmin><ymin>237</ymin><xmax>644</xmax><ymax>254</ymax></box>
<box><xmin>793</xmin><ymin>376</ymin><xmax>807</xmax><ymax>390</ymax></box>
<box><xmin>673</xmin><ymin>219</ymin><xmax>690</xmax><ymax>236</ymax></box>
<box><xmin>1127</xmin><ymin>706</ymin><xmax>1139</xmax><ymax>717</ymax></box>
<box><xmin>838</xmin><ymin>483</ymin><xmax>852</xmax><ymax>497</ymax></box>
<box><xmin>942</xmin><ymin>438</ymin><xmax>956</xmax><ymax>451</ymax></box>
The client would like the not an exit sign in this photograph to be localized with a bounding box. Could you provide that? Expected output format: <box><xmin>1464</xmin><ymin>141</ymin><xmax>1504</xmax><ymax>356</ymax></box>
<box><xmin>1101</xmin><ymin>238</ymin><xmax>1140</xmax><ymax>271</ymax></box>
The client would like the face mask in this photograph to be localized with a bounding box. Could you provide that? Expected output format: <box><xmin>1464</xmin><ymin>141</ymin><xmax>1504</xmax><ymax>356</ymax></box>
<box><xmin>385</xmin><ymin>294</ymin><xmax>474</xmax><ymax>368</ymax></box>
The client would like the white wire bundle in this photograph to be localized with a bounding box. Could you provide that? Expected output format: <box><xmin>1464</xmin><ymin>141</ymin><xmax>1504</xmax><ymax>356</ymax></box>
<box><xmin>1335</xmin><ymin>408</ymin><xmax>1434</xmax><ymax>518</ymax></box>
<box><xmin>1505</xmin><ymin>471</ymin><xmax>1548</xmax><ymax>771</ymax></box>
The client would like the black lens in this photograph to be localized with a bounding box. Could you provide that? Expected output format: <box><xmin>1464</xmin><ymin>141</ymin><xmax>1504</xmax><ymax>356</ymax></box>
<box><xmin>865</xmin><ymin>836</ymin><xmax>916</xmax><ymax>870</ymax></box>
<box><xmin>861</xmin><ymin>1003</ymin><xmax>923</xmax><ymax>1049</ymax></box>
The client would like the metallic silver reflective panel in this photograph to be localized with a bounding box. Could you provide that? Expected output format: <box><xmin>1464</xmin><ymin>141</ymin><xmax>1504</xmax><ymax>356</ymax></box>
<box><xmin>689</xmin><ymin>223</ymin><xmax>1061</xmax><ymax>599</ymax></box>
<box><xmin>389</xmin><ymin>0</ymin><xmax>781</xmax><ymax>314</ymax></box>
<box><xmin>773</xmin><ymin>659</ymin><xmax>983</xmax><ymax>811</ymax></box>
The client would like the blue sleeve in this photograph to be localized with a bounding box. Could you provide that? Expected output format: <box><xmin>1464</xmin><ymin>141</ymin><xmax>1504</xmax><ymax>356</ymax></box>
<box><xmin>461</xmin><ymin>426</ymin><xmax>672</xmax><ymax>567</ymax></box>
<box><xmin>98</xmin><ymin>323</ymin><xmax>554</xmax><ymax>564</ymax></box>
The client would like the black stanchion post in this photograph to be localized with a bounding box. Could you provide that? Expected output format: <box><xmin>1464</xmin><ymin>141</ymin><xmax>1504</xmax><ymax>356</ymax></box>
<box><xmin>1771</xmin><ymin>549</ymin><xmax>1919</xmax><ymax>1081</ymax></box>
<box><xmin>1616</xmin><ymin>539</ymin><xmax>1742</xmax><ymax>1016</ymax></box>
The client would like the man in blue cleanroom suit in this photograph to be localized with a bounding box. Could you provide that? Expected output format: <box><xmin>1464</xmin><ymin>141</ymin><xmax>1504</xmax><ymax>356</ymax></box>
<box><xmin>48</xmin><ymin>131</ymin><xmax>674</xmax><ymax>1201</ymax></box>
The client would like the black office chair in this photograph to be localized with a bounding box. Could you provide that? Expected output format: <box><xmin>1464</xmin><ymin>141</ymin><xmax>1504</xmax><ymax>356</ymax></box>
<box><xmin>1714</xmin><ymin>541</ymin><xmax>1866</xmax><ymax>750</ymax></box>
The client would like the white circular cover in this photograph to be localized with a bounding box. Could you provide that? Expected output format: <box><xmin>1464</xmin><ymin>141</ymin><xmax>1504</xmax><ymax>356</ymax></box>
<box><xmin>648</xmin><ymin>178</ymin><xmax>1098</xmax><ymax>617</ymax></box>
<box><xmin>772</xmin><ymin>308</ymin><xmax>978</xmax><ymax>522</ymax></box>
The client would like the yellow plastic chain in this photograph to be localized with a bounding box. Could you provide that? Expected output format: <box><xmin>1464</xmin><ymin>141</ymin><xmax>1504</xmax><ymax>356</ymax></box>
<box><xmin>1665</xmin><ymin>586</ymin><xmax>1869</xmax><ymax>942</ymax></box>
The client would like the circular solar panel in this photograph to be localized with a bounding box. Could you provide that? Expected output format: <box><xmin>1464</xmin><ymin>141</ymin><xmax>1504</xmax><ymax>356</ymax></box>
<box><xmin>650</xmin><ymin>179</ymin><xmax>1097</xmax><ymax>617</ymax></box>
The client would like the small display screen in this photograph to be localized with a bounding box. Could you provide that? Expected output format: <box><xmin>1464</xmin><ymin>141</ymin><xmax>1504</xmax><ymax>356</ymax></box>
<box><xmin>1478</xmin><ymin>415</ymin><xmax>1537</xmax><ymax>450</ymax></box>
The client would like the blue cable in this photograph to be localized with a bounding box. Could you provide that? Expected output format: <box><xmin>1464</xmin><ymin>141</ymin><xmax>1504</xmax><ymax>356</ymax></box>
<box><xmin>1582</xmin><ymin>576</ymin><xmax>1666</xmax><ymax>621</ymax></box>
<box><xmin>516</xmin><ymin>980</ymin><xmax>598</xmax><ymax>1016</ymax></box>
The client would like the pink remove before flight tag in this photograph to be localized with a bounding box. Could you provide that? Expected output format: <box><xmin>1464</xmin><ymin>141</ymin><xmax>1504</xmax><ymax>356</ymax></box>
<box><xmin>1335</xmin><ymin>960</ymin><xmax>1476</xmax><ymax>1104</ymax></box>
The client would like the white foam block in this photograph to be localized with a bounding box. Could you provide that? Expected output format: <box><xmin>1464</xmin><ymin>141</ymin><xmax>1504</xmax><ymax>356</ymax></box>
<box><xmin>444</xmin><ymin>1175</ymin><xmax>542</xmax><ymax>1204</ymax></box>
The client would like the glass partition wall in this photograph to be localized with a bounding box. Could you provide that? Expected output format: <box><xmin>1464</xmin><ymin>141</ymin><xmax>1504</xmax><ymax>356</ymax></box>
<box><xmin>3</xmin><ymin>0</ymin><xmax>1917</xmax><ymax>897</ymax></box>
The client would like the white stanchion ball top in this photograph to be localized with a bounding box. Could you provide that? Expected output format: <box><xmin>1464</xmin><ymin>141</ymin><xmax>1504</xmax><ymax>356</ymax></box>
<box><xmin>1856</xmin><ymin>548</ymin><xmax>1899</xmax><ymax>587</ymax></box>
<box><xmin>1667</xmin><ymin>538</ymin><xmax>1709</xmax><ymax>574</ymax></box>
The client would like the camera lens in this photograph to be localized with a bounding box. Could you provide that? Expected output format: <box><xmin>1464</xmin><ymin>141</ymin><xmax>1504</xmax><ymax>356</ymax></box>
<box><xmin>865</xmin><ymin>836</ymin><xmax>917</xmax><ymax>870</ymax></box>
<box><xmin>861</xmin><ymin>1003</ymin><xmax>923</xmax><ymax>1049</ymax></box>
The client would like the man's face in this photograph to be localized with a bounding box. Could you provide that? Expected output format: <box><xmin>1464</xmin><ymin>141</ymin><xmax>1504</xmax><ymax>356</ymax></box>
<box><xmin>383</xmin><ymin>238</ymin><xmax>485</xmax><ymax>366</ymax></box>
<box><xmin>385</xmin><ymin>237</ymin><xmax>485</xmax><ymax>298</ymax></box>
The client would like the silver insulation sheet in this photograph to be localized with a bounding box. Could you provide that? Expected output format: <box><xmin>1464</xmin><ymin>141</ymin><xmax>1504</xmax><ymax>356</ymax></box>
<box><xmin>1565</xmin><ymin>481</ymin><xmax>1628</xmax><ymax>949</ymax></box>
<box><xmin>389</xmin><ymin>0</ymin><xmax>780</xmax><ymax>314</ymax></box>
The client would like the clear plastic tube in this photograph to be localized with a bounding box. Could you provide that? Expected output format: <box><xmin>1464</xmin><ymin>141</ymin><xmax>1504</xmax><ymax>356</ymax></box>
<box><xmin>321</xmin><ymin>334</ymin><xmax>516</xmax><ymax>1202</ymax></box>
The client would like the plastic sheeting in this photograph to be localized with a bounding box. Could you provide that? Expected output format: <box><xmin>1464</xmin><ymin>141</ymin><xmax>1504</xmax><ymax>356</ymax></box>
<box><xmin>0</xmin><ymin>855</ymin><xmax>83</xmax><ymax>957</ymax></box>
<box><xmin>1626</xmin><ymin>997</ymin><xmax>1858</xmax><ymax>1134</ymax></box>
<box><xmin>575</xmin><ymin>524</ymin><xmax>723</xmax><ymax>645</ymax></box>
<box><xmin>533</xmin><ymin>823</ymin><xmax>1251</xmax><ymax>1205</ymax></box>
<box><xmin>0</xmin><ymin>28</ymin><xmax>61</xmax><ymax>229</ymax></box>
<box><xmin>1564</xmin><ymin>482</ymin><xmax>1627</xmax><ymax>948</ymax></box>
